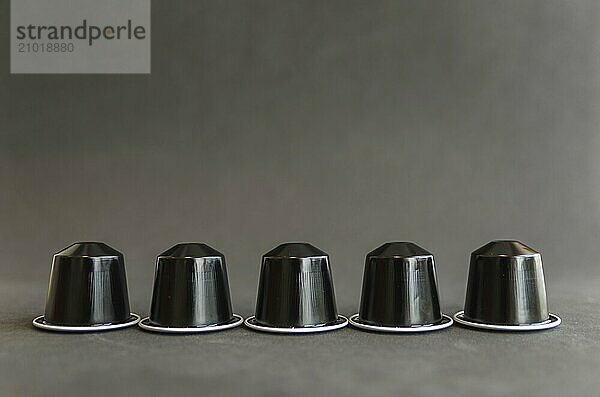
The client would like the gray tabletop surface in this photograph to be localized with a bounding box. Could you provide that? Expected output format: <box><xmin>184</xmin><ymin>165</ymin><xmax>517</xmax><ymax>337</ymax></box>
<box><xmin>1</xmin><ymin>277</ymin><xmax>598</xmax><ymax>397</ymax></box>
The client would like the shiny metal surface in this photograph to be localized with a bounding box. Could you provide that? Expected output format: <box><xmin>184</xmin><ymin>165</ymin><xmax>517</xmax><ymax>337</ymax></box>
<box><xmin>358</xmin><ymin>242</ymin><xmax>443</xmax><ymax>327</ymax></box>
<box><xmin>43</xmin><ymin>242</ymin><xmax>132</xmax><ymax>326</ymax></box>
<box><xmin>463</xmin><ymin>240</ymin><xmax>550</xmax><ymax>325</ymax></box>
<box><xmin>253</xmin><ymin>242</ymin><xmax>340</xmax><ymax>328</ymax></box>
<box><xmin>349</xmin><ymin>314</ymin><xmax>453</xmax><ymax>333</ymax></box>
<box><xmin>453</xmin><ymin>311</ymin><xmax>560</xmax><ymax>331</ymax></box>
<box><xmin>148</xmin><ymin>243</ymin><xmax>235</xmax><ymax>328</ymax></box>
<box><xmin>139</xmin><ymin>314</ymin><xmax>243</xmax><ymax>333</ymax></box>
<box><xmin>33</xmin><ymin>313</ymin><xmax>140</xmax><ymax>332</ymax></box>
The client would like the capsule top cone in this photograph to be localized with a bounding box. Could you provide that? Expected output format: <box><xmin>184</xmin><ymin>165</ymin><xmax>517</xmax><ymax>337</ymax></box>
<box><xmin>55</xmin><ymin>242</ymin><xmax>121</xmax><ymax>258</ymax></box>
<box><xmin>263</xmin><ymin>242</ymin><xmax>327</xmax><ymax>258</ymax></box>
<box><xmin>472</xmin><ymin>240</ymin><xmax>538</xmax><ymax>258</ymax></box>
<box><xmin>367</xmin><ymin>242</ymin><xmax>432</xmax><ymax>259</ymax></box>
<box><xmin>159</xmin><ymin>243</ymin><xmax>223</xmax><ymax>258</ymax></box>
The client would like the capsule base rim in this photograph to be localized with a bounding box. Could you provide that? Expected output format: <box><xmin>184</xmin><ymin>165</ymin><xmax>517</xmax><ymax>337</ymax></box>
<box><xmin>244</xmin><ymin>315</ymin><xmax>348</xmax><ymax>334</ymax></box>
<box><xmin>349</xmin><ymin>313</ymin><xmax>453</xmax><ymax>333</ymax></box>
<box><xmin>137</xmin><ymin>314</ymin><xmax>244</xmax><ymax>333</ymax></box>
<box><xmin>32</xmin><ymin>313</ymin><xmax>140</xmax><ymax>332</ymax></box>
<box><xmin>453</xmin><ymin>311</ymin><xmax>561</xmax><ymax>331</ymax></box>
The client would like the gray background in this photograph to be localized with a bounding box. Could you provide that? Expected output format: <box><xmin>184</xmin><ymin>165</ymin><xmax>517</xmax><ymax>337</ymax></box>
<box><xmin>1</xmin><ymin>0</ymin><xmax>600</xmax><ymax>396</ymax></box>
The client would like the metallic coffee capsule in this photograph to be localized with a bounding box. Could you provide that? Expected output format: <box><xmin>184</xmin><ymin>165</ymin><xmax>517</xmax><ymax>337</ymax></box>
<box><xmin>453</xmin><ymin>240</ymin><xmax>561</xmax><ymax>331</ymax></box>
<box><xmin>349</xmin><ymin>242</ymin><xmax>453</xmax><ymax>332</ymax></box>
<box><xmin>33</xmin><ymin>242</ymin><xmax>139</xmax><ymax>332</ymax></box>
<box><xmin>138</xmin><ymin>243</ymin><xmax>243</xmax><ymax>333</ymax></box>
<box><xmin>245</xmin><ymin>242</ymin><xmax>348</xmax><ymax>333</ymax></box>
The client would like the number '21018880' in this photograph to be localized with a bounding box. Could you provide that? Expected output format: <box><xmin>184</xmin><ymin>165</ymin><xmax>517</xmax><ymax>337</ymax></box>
<box><xmin>18</xmin><ymin>42</ymin><xmax>75</xmax><ymax>53</ymax></box>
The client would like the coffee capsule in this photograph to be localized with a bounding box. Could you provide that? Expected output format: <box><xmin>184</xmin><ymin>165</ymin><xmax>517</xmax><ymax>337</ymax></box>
<box><xmin>33</xmin><ymin>242</ymin><xmax>139</xmax><ymax>332</ymax></box>
<box><xmin>453</xmin><ymin>240</ymin><xmax>561</xmax><ymax>331</ymax></box>
<box><xmin>245</xmin><ymin>242</ymin><xmax>348</xmax><ymax>333</ymax></box>
<box><xmin>349</xmin><ymin>242</ymin><xmax>453</xmax><ymax>333</ymax></box>
<box><xmin>138</xmin><ymin>243</ymin><xmax>243</xmax><ymax>333</ymax></box>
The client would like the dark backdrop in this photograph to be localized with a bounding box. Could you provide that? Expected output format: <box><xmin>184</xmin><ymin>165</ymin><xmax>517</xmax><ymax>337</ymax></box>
<box><xmin>1</xmin><ymin>1</ymin><xmax>600</xmax><ymax>396</ymax></box>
